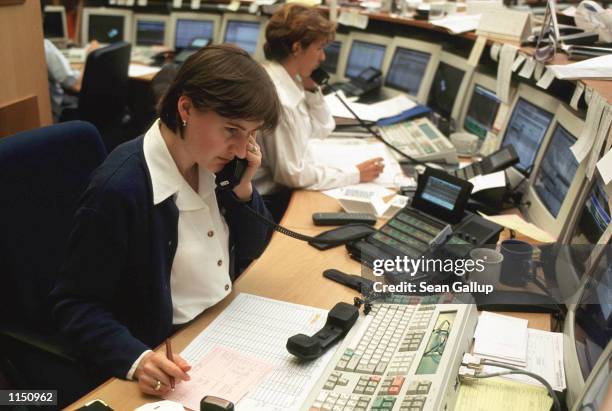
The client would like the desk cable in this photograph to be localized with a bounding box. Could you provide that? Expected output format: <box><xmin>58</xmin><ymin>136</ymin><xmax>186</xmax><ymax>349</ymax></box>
<box><xmin>459</xmin><ymin>353</ymin><xmax>562</xmax><ymax>411</ymax></box>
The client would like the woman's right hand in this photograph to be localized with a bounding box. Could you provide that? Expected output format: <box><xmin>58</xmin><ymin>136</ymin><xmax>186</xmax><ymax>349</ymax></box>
<box><xmin>357</xmin><ymin>157</ymin><xmax>385</xmax><ymax>182</ymax></box>
<box><xmin>134</xmin><ymin>351</ymin><xmax>191</xmax><ymax>396</ymax></box>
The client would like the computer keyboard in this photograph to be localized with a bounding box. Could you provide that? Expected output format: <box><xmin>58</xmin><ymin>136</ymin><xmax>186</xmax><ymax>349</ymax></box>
<box><xmin>378</xmin><ymin>118</ymin><xmax>458</xmax><ymax>164</ymax></box>
<box><xmin>131</xmin><ymin>46</ymin><xmax>159</xmax><ymax>64</ymax></box>
<box><xmin>60</xmin><ymin>47</ymin><xmax>87</xmax><ymax>64</ymax></box>
<box><xmin>304</xmin><ymin>302</ymin><xmax>478</xmax><ymax>411</ymax></box>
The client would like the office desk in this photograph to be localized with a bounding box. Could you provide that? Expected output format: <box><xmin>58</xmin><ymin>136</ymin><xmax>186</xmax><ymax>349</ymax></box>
<box><xmin>67</xmin><ymin>189</ymin><xmax>551</xmax><ymax>410</ymax></box>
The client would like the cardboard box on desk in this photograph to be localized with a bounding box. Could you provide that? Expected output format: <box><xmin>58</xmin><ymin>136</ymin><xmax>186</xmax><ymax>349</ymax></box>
<box><xmin>476</xmin><ymin>9</ymin><xmax>532</xmax><ymax>43</ymax></box>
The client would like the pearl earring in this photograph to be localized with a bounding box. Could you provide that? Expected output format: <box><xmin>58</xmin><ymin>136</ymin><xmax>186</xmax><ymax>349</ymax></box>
<box><xmin>182</xmin><ymin>119</ymin><xmax>187</xmax><ymax>127</ymax></box>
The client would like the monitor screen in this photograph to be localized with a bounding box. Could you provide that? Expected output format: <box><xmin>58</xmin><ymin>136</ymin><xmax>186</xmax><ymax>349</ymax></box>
<box><xmin>421</xmin><ymin>176</ymin><xmax>461</xmax><ymax>211</ymax></box>
<box><xmin>44</xmin><ymin>11</ymin><xmax>65</xmax><ymax>39</ymax></box>
<box><xmin>464</xmin><ymin>85</ymin><xmax>501</xmax><ymax>140</ymax></box>
<box><xmin>575</xmin><ymin>176</ymin><xmax>611</xmax><ymax>244</ymax></box>
<box><xmin>320</xmin><ymin>40</ymin><xmax>341</xmax><ymax>74</ymax></box>
<box><xmin>175</xmin><ymin>19</ymin><xmax>214</xmax><ymax>49</ymax></box>
<box><xmin>502</xmin><ymin>98</ymin><xmax>554</xmax><ymax>174</ymax></box>
<box><xmin>136</xmin><ymin>20</ymin><xmax>166</xmax><ymax>46</ymax></box>
<box><xmin>427</xmin><ymin>62</ymin><xmax>464</xmax><ymax>119</ymax></box>
<box><xmin>224</xmin><ymin>20</ymin><xmax>260</xmax><ymax>55</ymax></box>
<box><xmin>384</xmin><ymin>47</ymin><xmax>431</xmax><ymax>95</ymax></box>
<box><xmin>88</xmin><ymin>15</ymin><xmax>125</xmax><ymax>43</ymax></box>
<box><xmin>533</xmin><ymin>125</ymin><xmax>579</xmax><ymax>217</ymax></box>
<box><xmin>345</xmin><ymin>40</ymin><xmax>386</xmax><ymax>79</ymax></box>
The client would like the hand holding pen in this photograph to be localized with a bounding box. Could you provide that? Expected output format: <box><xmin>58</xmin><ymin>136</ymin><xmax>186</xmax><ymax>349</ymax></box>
<box><xmin>134</xmin><ymin>339</ymin><xmax>192</xmax><ymax>396</ymax></box>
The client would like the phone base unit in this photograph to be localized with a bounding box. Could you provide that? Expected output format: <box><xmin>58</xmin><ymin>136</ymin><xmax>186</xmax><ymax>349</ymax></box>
<box><xmin>347</xmin><ymin>168</ymin><xmax>503</xmax><ymax>286</ymax></box>
<box><xmin>301</xmin><ymin>302</ymin><xmax>478</xmax><ymax>411</ymax></box>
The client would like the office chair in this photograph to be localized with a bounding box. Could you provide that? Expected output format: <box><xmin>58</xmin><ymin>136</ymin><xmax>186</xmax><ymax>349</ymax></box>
<box><xmin>0</xmin><ymin>121</ymin><xmax>107</xmax><ymax>405</ymax></box>
<box><xmin>63</xmin><ymin>41</ymin><xmax>132</xmax><ymax>153</ymax></box>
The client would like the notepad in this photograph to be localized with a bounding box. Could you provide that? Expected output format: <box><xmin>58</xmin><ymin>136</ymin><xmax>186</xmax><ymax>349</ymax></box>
<box><xmin>473</xmin><ymin>312</ymin><xmax>528</xmax><ymax>366</ymax></box>
<box><xmin>455</xmin><ymin>377</ymin><xmax>553</xmax><ymax>411</ymax></box>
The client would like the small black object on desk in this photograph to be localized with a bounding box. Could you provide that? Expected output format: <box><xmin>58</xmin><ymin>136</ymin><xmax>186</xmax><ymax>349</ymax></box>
<box><xmin>201</xmin><ymin>395</ymin><xmax>234</xmax><ymax>411</ymax></box>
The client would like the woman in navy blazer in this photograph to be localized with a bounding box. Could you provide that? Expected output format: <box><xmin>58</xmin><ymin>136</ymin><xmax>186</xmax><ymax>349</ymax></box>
<box><xmin>48</xmin><ymin>45</ymin><xmax>280</xmax><ymax>398</ymax></box>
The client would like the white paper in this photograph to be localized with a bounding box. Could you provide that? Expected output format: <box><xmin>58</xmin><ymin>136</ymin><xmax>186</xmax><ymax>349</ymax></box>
<box><xmin>137</xmin><ymin>0</ymin><xmax>147</xmax><ymax>5</ymax></box>
<box><xmin>518</xmin><ymin>57</ymin><xmax>536</xmax><ymax>79</ymax></box>
<box><xmin>180</xmin><ymin>294</ymin><xmax>336</xmax><ymax>411</ymax></box>
<box><xmin>125</xmin><ymin>0</ymin><xmax>135</xmax><ymax>6</ymax></box>
<box><xmin>431</xmin><ymin>13</ymin><xmax>481</xmax><ymax>34</ymax></box>
<box><xmin>585</xmin><ymin>87</ymin><xmax>594</xmax><ymax>104</ymax></box>
<box><xmin>128</xmin><ymin>64</ymin><xmax>161</xmax><ymax>78</ymax></box>
<box><xmin>227</xmin><ymin>0</ymin><xmax>240</xmax><ymax>11</ymax></box>
<box><xmin>597</xmin><ymin>147</ymin><xmax>612</xmax><ymax>185</ymax></box>
<box><xmin>324</xmin><ymin>91</ymin><xmax>416</xmax><ymax>122</ymax></box>
<box><xmin>135</xmin><ymin>400</ymin><xmax>185</xmax><ymax>411</ymax></box>
<box><xmin>534</xmin><ymin>62</ymin><xmax>545</xmax><ymax>81</ymax></box>
<box><xmin>338</xmin><ymin>10</ymin><xmax>369</xmax><ymax>29</ymax></box>
<box><xmin>172</xmin><ymin>0</ymin><xmax>182</xmax><ymax>8</ymax></box>
<box><xmin>483</xmin><ymin>329</ymin><xmax>566</xmax><ymax>391</ymax></box>
<box><xmin>572</xmin><ymin>92</ymin><xmax>606</xmax><ymax>163</ymax></box>
<box><xmin>548</xmin><ymin>54</ymin><xmax>612</xmax><ymax>80</ymax></box>
<box><xmin>570</xmin><ymin>82</ymin><xmax>586</xmax><ymax>110</ymax></box>
<box><xmin>469</xmin><ymin>171</ymin><xmax>506</xmax><ymax>193</ymax></box>
<box><xmin>468</xmin><ymin>35</ymin><xmax>487</xmax><ymax>66</ymax></box>
<box><xmin>490</xmin><ymin>43</ymin><xmax>501</xmax><ymax>62</ymax></box>
<box><xmin>322</xmin><ymin>183</ymin><xmax>395</xmax><ymax>201</ymax></box>
<box><xmin>511</xmin><ymin>54</ymin><xmax>526</xmax><ymax>72</ymax></box>
<box><xmin>190</xmin><ymin>0</ymin><xmax>200</xmax><ymax>9</ymax></box>
<box><xmin>308</xmin><ymin>138</ymin><xmax>403</xmax><ymax>186</ymax></box>
<box><xmin>473</xmin><ymin>312</ymin><xmax>528</xmax><ymax>365</ymax></box>
<box><xmin>496</xmin><ymin>44</ymin><xmax>518</xmax><ymax>104</ymax></box>
<box><xmin>561</xmin><ymin>5</ymin><xmax>576</xmax><ymax>17</ymax></box>
<box><xmin>587</xmin><ymin>106</ymin><xmax>612</xmax><ymax>179</ymax></box>
<box><xmin>536</xmin><ymin>68</ymin><xmax>555</xmax><ymax>89</ymax></box>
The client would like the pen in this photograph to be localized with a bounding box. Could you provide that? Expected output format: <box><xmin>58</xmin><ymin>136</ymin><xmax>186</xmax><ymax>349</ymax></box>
<box><xmin>165</xmin><ymin>339</ymin><xmax>175</xmax><ymax>390</ymax></box>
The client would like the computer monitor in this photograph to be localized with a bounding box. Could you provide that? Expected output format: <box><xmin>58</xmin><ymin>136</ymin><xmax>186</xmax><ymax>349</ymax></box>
<box><xmin>458</xmin><ymin>72</ymin><xmax>509</xmax><ymax>141</ymax></box>
<box><xmin>133</xmin><ymin>14</ymin><xmax>170</xmax><ymax>47</ymax></box>
<box><xmin>220</xmin><ymin>14</ymin><xmax>266</xmax><ymax>60</ymax></box>
<box><xmin>337</xmin><ymin>32</ymin><xmax>389</xmax><ymax>82</ymax></box>
<box><xmin>563</xmin><ymin>244</ymin><xmax>612</xmax><ymax>409</ymax></box>
<box><xmin>523</xmin><ymin>105</ymin><xmax>586</xmax><ymax>238</ymax></box>
<box><xmin>381</xmin><ymin>37</ymin><xmax>441</xmax><ymax>103</ymax></box>
<box><xmin>43</xmin><ymin>5</ymin><xmax>68</xmax><ymax>42</ymax></box>
<box><xmin>320</xmin><ymin>34</ymin><xmax>346</xmax><ymax>82</ymax></box>
<box><xmin>498</xmin><ymin>84</ymin><xmax>558</xmax><ymax>184</ymax></box>
<box><xmin>81</xmin><ymin>8</ymin><xmax>133</xmax><ymax>44</ymax></box>
<box><xmin>169</xmin><ymin>12</ymin><xmax>221</xmax><ymax>50</ymax></box>
<box><xmin>426</xmin><ymin>51</ymin><xmax>474</xmax><ymax>122</ymax></box>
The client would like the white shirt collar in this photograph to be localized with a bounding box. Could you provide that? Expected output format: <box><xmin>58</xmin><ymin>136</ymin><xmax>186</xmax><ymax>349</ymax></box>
<box><xmin>143</xmin><ymin>120</ymin><xmax>217</xmax><ymax>211</ymax></box>
<box><xmin>264</xmin><ymin>61</ymin><xmax>305</xmax><ymax>108</ymax></box>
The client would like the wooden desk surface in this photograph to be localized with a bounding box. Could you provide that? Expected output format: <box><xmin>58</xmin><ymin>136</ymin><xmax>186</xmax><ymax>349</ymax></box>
<box><xmin>67</xmin><ymin>190</ymin><xmax>552</xmax><ymax>410</ymax></box>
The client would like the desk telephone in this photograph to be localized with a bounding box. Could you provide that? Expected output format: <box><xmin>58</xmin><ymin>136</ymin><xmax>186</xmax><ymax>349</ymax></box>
<box><xmin>328</xmin><ymin>66</ymin><xmax>383</xmax><ymax>98</ymax></box>
<box><xmin>347</xmin><ymin>167</ymin><xmax>503</xmax><ymax>286</ymax></box>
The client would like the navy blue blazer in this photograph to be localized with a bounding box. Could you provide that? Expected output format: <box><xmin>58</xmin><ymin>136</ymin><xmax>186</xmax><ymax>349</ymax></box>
<box><xmin>48</xmin><ymin>136</ymin><xmax>272</xmax><ymax>379</ymax></box>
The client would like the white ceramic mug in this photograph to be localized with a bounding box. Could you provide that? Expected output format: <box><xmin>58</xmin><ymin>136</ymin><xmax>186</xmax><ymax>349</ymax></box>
<box><xmin>468</xmin><ymin>248</ymin><xmax>504</xmax><ymax>286</ymax></box>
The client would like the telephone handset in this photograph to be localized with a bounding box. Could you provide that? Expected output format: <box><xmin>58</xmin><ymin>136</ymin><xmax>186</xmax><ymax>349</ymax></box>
<box><xmin>311</xmin><ymin>67</ymin><xmax>330</xmax><ymax>86</ymax></box>
<box><xmin>215</xmin><ymin>158</ymin><xmax>372</xmax><ymax>246</ymax></box>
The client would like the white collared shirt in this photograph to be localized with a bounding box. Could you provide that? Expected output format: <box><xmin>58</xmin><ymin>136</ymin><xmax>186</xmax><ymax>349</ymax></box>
<box><xmin>144</xmin><ymin>121</ymin><xmax>232</xmax><ymax>325</ymax></box>
<box><xmin>254</xmin><ymin>61</ymin><xmax>360</xmax><ymax>195</ymax></box>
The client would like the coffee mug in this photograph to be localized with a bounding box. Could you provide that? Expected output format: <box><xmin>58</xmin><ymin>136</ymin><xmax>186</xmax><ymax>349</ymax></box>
<box><xmin>468</xmin><ymin>248</ymin><xmax>504</xmax><ymax>286</ymax></box>
<box><xmin>499</xmin><ymin>239</ymin><xmax>534</xmax><ymax>287</ymax></box>
<box><xmin>450</xmin><ymin>132</ymin><xmax>479</xmax><ymax>156</ymax></box>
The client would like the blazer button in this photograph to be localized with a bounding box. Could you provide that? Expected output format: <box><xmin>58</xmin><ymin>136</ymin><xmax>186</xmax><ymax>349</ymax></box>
<box><xmin>225</xmin><ymin>284</ymin><xmax>230</xmax><ymax>291</ymax></box>
<box><xmin>217</xmin><ymin>259</ymin><xmax>223</xmax><ymax>267</ymax></box>
<box><xmin>207</xmin><ymin>230</ymin><xmax>214</xmax><ymax>237</ymax></box>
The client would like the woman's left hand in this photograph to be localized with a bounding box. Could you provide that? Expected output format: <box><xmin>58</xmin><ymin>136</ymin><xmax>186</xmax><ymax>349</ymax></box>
<box><xmin>232</xmin><ymin>136</ymin><xmax>261</xmax><ymax>201</ymax></box>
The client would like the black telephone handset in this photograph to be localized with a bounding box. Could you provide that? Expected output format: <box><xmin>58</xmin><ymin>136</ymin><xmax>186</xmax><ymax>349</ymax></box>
<box><xmin>311</xmin><ymin>67</ymin><xmax>330</xmax><ymax>86</ymax></box>
<box><xmin>215</xmin><ymin>158</ymin><xmax>248</xmax><ymax>190</ymax></box>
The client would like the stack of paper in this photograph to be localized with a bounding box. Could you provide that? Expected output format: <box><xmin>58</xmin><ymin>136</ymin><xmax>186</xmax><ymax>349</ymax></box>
<box><xmin>479</xmin><ymin>212</ymin><xmax>557</xmax><ymax>243</ymax></box>
<box><xmin>473</xmin><ymin>312</ymin><xmax>528</xmax><ymax>366</ymax></box>
<box><xmin>548</xmin><ymin>55</ymin><xmax>612</xmax><ymax>80</ymax></box>
<box><xmin>324</xmin><ymin>91</ymin><xmax>417</xmax><ymax>122</ymax></box>
<box><xmin>430</xmin><ymin>13</ymin><xmax>481</xmax><ymax>34</ymax></box>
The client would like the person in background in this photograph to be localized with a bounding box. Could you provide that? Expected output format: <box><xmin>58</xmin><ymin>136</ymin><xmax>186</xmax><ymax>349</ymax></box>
<box><xmin>254</xmin><ymin>4</ymin><xmax>385</xmax><ymax>221</ymax></box>
<box><xmin>47</xmin><ymin>45</ymin><xmax>280</xmax><ymax>404</ymax></box>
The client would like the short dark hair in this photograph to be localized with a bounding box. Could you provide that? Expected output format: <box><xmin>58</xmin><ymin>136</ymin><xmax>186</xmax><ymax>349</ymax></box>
<box><xmin>158</xmin><ymin>44</ymin><xmax>280</xmax><ymax>135</ymax></box>
<box><xmin>264</xmin><ymin>4</ymin><xmax>335</xmax><ymax>62</ymax></box>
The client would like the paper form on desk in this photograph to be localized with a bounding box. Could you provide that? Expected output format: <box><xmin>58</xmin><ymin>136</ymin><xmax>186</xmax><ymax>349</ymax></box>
<box><xmin>479</xmin><ymin>213</ymin><xmax>557</xmax><ymax>243</ymax></box>
<box><xmin>455</xmin><ymin>377</ymin><xmax>553</xmax><ymax>411</ymax></box>
<box><xmin>177</xmin><ymin>294</ymin><xmax>335</xmax><ymax>411</ymax></box>
<box><xmin>473</xmin><ymin>311</ymin><xmax>528</xmax><ymax>366</ymax></box>
<box><xmin>165</xmin><ymin>346</ymin><xmax>274</xmax><ymax>409</ymax></box>
<box><xmin>483</xmin><ymin>329</ymin><xmax>566</xmax><ymax>391</ymax></box>
<box><xmin>430</xmin><ymin>13</ymin><xmax>481</xmax><ymax>34</ymax></box>
<box><xmin>324</xmin><ymin>92</ymin><xmax>416</xmax><ymax>122</ymax></box>
<box><xmin>322</xmin><ymin>183</ymin><xmax>395</xmax><ymax>201</ymax></box>
<box><xmin>548</xmin><ymin>54</ymin><xmax>612</xmax><ymax>80</ymax></box>
<box><xmin>469</xmin><ymin>171</ymin><xmax>505</xmax><ymax>194</ymax></box>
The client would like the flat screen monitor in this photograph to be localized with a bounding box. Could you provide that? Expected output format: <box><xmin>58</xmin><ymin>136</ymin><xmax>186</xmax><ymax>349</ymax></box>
<box><xmin>133</xmin><ymin>15</ymin><xmax>169</xmax><ymax>47</ymax></box>
<box><xmin>224</xmin><ymin>20</ymin><xmax>261</xmax><ymax>56</ymax></box>
<box><xmin>321</xmin><ymin>40</ymin><xmax>342</xmax><ymax>75</ymax></box>
<box><xmin>501</xmin><ymin>97</ymin><xmax>554</xmax><ymax>175</ymax></box>
<box><xmin>571</xmin><ymin>175</ymin><xmax>611</xmax><ymax>245</ymax></box>
<box><xmin>175</xmin><ymin>19</ymin><xmax>215</xmax><ymax>49</ymax></box>
<box><xmin>82</xmin><ymin>8</ymin><xmax>132</xmax><ymax>44</ymax></box>
<box><xmin>345</xmin><ymin>40</ymin><xmax>386</xmax><ymax>79</ymax></box>
<box><xmin>43</xmin><ymin>6</ymin><xmax>67</xmax><ymax>40</ymax></box>
<box><xmin>427</xmin><ymin>58</ymin><xmax>468</xmax><ymax>121</ymax></box>
<box><xmin>533</xmin><ymin>124</ymin><xmax>580</xmax><ymax>218</ymax></box>
<box><xmin>464</xmin><ymin>84</ymin><xmax>501</xmax><ymax>140</ymax></box>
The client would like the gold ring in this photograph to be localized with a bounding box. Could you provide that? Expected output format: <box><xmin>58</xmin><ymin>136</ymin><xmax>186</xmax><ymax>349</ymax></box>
<box><xmin>153</xmin><ymin>380</ymin><xmax>162</xmax><ymax>391</ymax></box>
<box><xmin>248</xmin><ymin>145</ymin><xmax>258</xmax><ymax>154</ymax></box>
